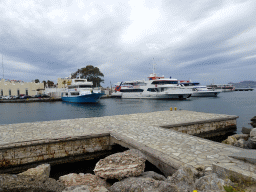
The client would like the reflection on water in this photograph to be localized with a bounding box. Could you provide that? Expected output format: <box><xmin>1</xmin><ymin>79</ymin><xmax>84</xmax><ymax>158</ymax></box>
<box><xmin>0</xmin><ymin>91</ymin><xmax>256</xmax><ymax>133</ymax></box>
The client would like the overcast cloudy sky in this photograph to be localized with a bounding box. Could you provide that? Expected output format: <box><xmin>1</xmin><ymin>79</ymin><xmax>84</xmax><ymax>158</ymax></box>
<box><xmin>0</xmin><ymin>0</ymin><xmax>255</xmax><ymax>87</ymax></box>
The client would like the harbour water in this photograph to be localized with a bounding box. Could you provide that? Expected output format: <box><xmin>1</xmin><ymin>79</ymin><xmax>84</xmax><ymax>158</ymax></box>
<box><xmin>0</xmin><ymin>90</ymin><xmax>255</xmax><ymax>133</ymax></box>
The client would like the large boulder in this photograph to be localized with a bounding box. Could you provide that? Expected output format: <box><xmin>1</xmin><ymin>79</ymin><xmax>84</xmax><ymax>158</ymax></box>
<box><xmin>222</xmin><ymin>136</ymin><xmax>237</xmax><ymax>145</ymax></box>
<box><xmin>234</xmin><ymin>139</ymin><xmax>246</xmax><ymax>148</ymax></box>
<box><xmin>62</xmin><ymin>185</ymin><xmax>109</xmax><ymax>192</ymax></box>
<box><xmin>249</xmin><ymin>137</ymin><xmax>256</xmax><ymax>149</ymax></box>
<box><xmin>232</xmin><ymin>134</ymin><xmax>249</xmax><ymax>141</ymax></box>
<box><xmin>251</xmin><ymin>122</ymin><xmax>256</xmax><ymax>128</ymax></box>
<box><xmin>18</xmin><ymin>164</ymin><xmax>51</xmax><ymax>179</ymax></box>
<box><xmin>242</xmin><ymin>127</ymin><xmax>252</xmax><ymax>134</ymax></box>
<box><xmin>139</xmin><ymin>171</ymin><xmax>166</xmax><ymax>181</ymax></box>
<box><xmin>0</xmin><ymin>174</ymin><xmax>65</xmax><ymax>192</ymax></box>
<box><xmin>195</xmin><ymin>173</ymin><xmax>233</xmax><ymax>192</ymax></box>
<box><xmin>244</xmin><ymin>137</ymin><xmax>256</xmax><ymax>149</ymax></box>
<box><xmin>62</xmin><ymin>185</ymin><xmax>91</xmax><ymax>192</ymax></box>
<box><xmin>251</xmin><ymin>116</ymin><xmax>256</xmax><ymax>122</ymax></box>
<box><xmin>250</xmin><ymin>128</ymin><xmax>256</xmax><ymax>137</ymax></box>
<box><xmin>59</xmin><ymin>173</ymin><xmax>107</xmax><ymax>190</ymax></box>
<box><xmin>94</xmin><ymin>149</ymin><xmax>146</xmax><ymax>180</ymax></box>
<box><xmin>166</xmin><ymin>165</ymin><xmax>197</xmax><ymax>192</ymax></box>
<box><xmin>109</xmin><ymin>177</ymin><xmax>179</xmax><ymax>192</ymax></box>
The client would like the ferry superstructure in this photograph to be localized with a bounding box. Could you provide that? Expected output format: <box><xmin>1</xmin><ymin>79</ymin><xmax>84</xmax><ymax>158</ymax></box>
<box><xmin>112</xmin><ymin>73</ymin><xmax>192</xmax><ymax>99</ymax></box>
<box><xmin>61</xmin><ymin>78</ymin><xmax>104</xmax><ymax>103</ymax></box>
<box><xmin>206</xmin><ymin>84</ymin><xmax>235</xmax><ymax>92</ymax></box>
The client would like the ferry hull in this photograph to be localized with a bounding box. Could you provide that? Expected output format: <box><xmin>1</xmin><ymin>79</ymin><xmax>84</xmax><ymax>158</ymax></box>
<box><xmin>120</xmin><ymin>93</ymin><xmax>192</xmax><ymax>99</ymax></box>
<box><xmin>61</xmin><ymin>93</ymin><xmax>104</xmax><ymax>103</ymax></box>
<box><xmin>191</xmin><ymin>91</ymin><xmax>221</xmax><ymax>97</ymax></box>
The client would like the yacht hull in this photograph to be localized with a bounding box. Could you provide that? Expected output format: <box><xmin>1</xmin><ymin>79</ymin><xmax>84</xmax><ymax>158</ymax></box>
<box><xmin>62</xmin><ymin>93</ymin><xmax>104</xmax><ymax>103</ymax></box>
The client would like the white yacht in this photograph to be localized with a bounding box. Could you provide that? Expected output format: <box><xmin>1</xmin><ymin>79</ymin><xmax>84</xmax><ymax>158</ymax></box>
<box><xmin>112</xmin><ymin>73</ymin><xmax>192</xmax><ymax>99</ymax></box>
<box><xmin>179</xmin><ymin>81</ymin><xmax>221</xmax><ymax>97</ymax></box>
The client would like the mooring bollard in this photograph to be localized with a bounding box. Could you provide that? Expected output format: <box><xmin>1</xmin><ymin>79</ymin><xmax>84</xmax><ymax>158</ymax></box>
<box><xmin>170</xmin><ymin>107</ymin><xmax>172</xmax><ymax>111</ymax></box>
<box><xmin>174</xmin><ymin>107</ymin><xmax>177</xmax><ymax>111</ymax></box>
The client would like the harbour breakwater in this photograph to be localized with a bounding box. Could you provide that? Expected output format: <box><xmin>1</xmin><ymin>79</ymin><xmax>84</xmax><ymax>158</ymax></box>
<box><xmin>0</xmin><ymin>110</ymin><xmax>256</xmax><ymax>189</ymax></box>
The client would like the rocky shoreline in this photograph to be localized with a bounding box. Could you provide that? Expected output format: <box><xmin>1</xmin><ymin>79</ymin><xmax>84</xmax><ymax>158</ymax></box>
<box><xmin>222</xmin><ymin>116</ymin><xmax>256</xmax><ymax>149</ymax></box>
<box><xmin>0</xmin><ymin>149</ymin><xmax>235</xmax><ymax>192</ymax></box>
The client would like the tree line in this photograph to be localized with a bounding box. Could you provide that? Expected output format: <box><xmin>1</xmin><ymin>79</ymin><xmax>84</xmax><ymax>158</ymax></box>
<box><xmin>34</xmin><ymin>65</ymin><xmax>104</xmax><ymax>88</ymax></box>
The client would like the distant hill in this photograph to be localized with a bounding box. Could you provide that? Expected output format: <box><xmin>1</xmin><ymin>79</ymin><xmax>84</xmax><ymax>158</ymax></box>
<box><xmin>228</xmin><ymin>81</ymin><xmax>256</xmax><ymax>88</ymax></box>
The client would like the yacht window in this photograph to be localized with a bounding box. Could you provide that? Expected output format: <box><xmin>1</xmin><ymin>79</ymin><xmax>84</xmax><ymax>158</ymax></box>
<box><xmin>75</xmin><ymin>80</ymin><xmax>86</xmax><ymax>83</ymax></box>
<box><xmin>152</xmin><ymin>81</ymin><xmax>178</xmax><ymax>85</ymax></box>
<box><xmin>137</xmin><ymin>82</ymin><xmax>147</xmax><ymax>86</ymax></box>
<box><xmin>65</xmin><ymin>93</ymin><xmax>68</xmax><ymax>96</ymax></box>
<box><xmin>71</xmin><ymin>92</ymin><xmax>79</xmax><ymax>95</ymax></box>
<box><xmin>147</xmin><ymin>88</ymin><xmax>158</xmax><ymax>92</ymax></box>
<box><xmin>69</xmin><ymin>85</ymin><xmax>79</xmax><ymax>89</ymax></box>
<box><xmin>120</xmin><ymin>89</ymin><xmax>144</xmax><ymax>92</ymax></box>
<box><xmin>79</xmin><ymin>85</ymin><xmax>92</xmax><ymax>88</ymax></box>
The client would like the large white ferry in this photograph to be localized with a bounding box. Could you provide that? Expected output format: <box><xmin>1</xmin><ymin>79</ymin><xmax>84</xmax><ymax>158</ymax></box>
<box><xmin>112</xmin><ymin>73</ymin><xmax>192</xmax><ymax>99</ymax></box>
<box><xmin>179</xmin><ymin>81</ymin><xmax>222</xmax><ymax>97</ymax></box>
<box><xmin>61</xmin><ymin>78</ymin><xmax>104</xmax><ymax>103</ymax></box>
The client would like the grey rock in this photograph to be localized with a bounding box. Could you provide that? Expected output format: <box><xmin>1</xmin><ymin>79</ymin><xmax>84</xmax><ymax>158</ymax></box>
<box><xmin>62</xmin><ymin>185</ymin><xmax>90</xmax><ymax>192</ymax></box>
<box><xmin>166</xmin><ymin>165</ymin><xmax>197</xmax><ymax>192</ymax></box>
<box><xmin>249</xmin><ymin>137</ymin><xmax>256</xmax><ymax>149</ymax></box>
<box><xmin>18</xmin><ymin>164</ymin><xmax>51</xmax><ymax>179</ymax></box>
<box><xmin>250</xmin><ymin>128</ymin><xmax>256</xmax><ymax>137</ymax></box>
<box><xmin>0</xmin><ymin>174</ymin><xmax>65</xmax><ymax>192</ymax></box>
<box><xmin>222</xmin><ymin>136</ymin><xmax>237</xmax><ymax>145</ymax></box>
<box><xmin>251</xmin><ymin>116</ymin><xmax>256</xmax><ymax>122</ymax></box>
<box><xmin>242</xmin><ymin>127</ymin><xmax>252</xmax><ymax>134</ymax></box>
<box><xmin>244</xmin><ymin>137</ymin><xmax>256</xmax><ymax>149</ymax></box>
<box><xmin>62</xmin><ymin>185</ymin><xmax>109</xmax><ymax>192</ymax></box>
<box><xmin>251</xmin><ymin>122</ymin><xmax>256</xmax><ymax>128</ymax></box>
<box><xmin>232</xmin><ymin>134</ymin><xmax>249</xmax><ymax>141</ymax></box>
<box><xmin>234</xmin><ymin>139</ymin><xmax>246</xmax><ymax>148</ymax></box>
<box><xmin>59</xmin><ymin>173</ymin><xmax>107</xmax><ymax>189</ymax></box>
<box><xmin>195</xmin><ymin>173</ymin><xmax>233</xmax><ymax>192</ymax></box>
<box><xmin>109</xmin><ymin>177</ymin><xmax>178</xmax><ymax>192</ymax></box>
<box><xmin>139</xmin><ymin>171</ymin><xmax>166</xmax><ymax>181</ymax></box>
<box><xmin>94</xmin><ymin>149</ymin><xmax>146</xmax><ymax>180</ymax></box>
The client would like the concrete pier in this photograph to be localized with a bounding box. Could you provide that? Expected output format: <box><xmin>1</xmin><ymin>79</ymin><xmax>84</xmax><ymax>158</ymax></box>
<box><xmin>0</xmin><ymin>110</ymin><xmax>255</xmax><ymax>182</ymax></box>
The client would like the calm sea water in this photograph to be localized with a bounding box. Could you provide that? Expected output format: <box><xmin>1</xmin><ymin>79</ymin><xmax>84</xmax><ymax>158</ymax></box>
<box><xmin>0</xmin><ymin>90</ymin><xmax>255</xmax><ymax>133</ymax></box>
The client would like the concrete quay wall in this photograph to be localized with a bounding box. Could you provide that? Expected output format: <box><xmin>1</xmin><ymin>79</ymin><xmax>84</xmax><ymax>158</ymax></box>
<box><xmin>161</xmin><ymin>118</ymin><xmax>237</xmax><ymax>138</ymax></box>
<box><xmin>0</xmin><ymin>134</ymin><xmax>110</xmax><ymax>173</ymax></box>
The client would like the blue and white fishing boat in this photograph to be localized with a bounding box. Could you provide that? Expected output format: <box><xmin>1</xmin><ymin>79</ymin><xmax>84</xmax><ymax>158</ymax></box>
<box><xmin>61</xmin><ymin>78</ymin><xmax>104</xmax><ymax>103</ymax></box>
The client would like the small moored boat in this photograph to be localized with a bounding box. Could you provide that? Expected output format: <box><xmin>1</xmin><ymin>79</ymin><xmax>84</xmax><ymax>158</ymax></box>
<box><xmin>61</xmin><ymin>78</ymin><xmax>104</xmax><ymax>103</ymax></box>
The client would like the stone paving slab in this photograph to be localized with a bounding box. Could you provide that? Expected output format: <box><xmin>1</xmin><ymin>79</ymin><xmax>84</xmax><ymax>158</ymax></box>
<box><xmin>0</xmin><ymin>110</ymin><xmax>255</xmax><ymax>180</ymax></box>
<box><xmin>230</xmin><ymin>150</ymin><xmax>256</xmax><ymax>165</ymax></box>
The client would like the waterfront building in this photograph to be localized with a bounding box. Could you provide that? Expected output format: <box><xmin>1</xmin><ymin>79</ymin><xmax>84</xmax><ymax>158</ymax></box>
<box><xmin>57</xmin><ymin>78</ymin><xmax>72</xmax><ymax>88</ymax></box>
<box><xmin>0</xmin><ymin>79</ymin><xmax>44</xmax><ymax>96</ymax></box>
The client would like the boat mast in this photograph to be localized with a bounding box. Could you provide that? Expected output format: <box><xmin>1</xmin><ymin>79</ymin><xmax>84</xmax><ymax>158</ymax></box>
<box><xmin>152</xmin><ymin>58</ymin><xmax>156</xmax><ymax>75</ymax></box>
<box><xmin>2</xmin><ymin>55</ymin><xmax>4</xmax><ymax>79</ymax></box>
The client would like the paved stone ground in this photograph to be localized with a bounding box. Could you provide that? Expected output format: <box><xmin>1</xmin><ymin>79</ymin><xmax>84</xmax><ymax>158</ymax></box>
<box><xmin>0</xmin><ymin>110</ymin><xmax>255</xmax><ymax>179</ymax></box>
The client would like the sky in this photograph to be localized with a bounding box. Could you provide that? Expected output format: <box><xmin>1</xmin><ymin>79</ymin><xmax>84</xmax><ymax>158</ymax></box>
<box><xmin>0</xmin><ymin>0</ymin><xmax>256</xmax><ymax>87</ymax></box>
